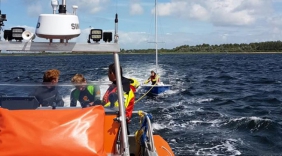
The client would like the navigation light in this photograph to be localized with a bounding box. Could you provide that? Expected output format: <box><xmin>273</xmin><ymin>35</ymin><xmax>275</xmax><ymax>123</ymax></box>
<box><xmin>90</xmin><ymin>29</ymin><xmax>102</xmax><ymax>42</ymax></box>
<box><xmin>11</xmin><ymin>27</ymin><xmax>25</xmax><ymax>41</ymax></box>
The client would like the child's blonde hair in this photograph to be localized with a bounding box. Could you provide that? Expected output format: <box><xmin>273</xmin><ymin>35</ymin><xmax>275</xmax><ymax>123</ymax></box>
<box><xmin>71</xmin><ymin>74</ymin><xmax>86</xmax><ymax>84</ymax></box>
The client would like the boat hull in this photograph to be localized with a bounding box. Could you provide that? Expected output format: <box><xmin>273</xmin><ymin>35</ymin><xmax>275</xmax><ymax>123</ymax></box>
<box><xmin>142</xmin><ymin>84</ymin><xmax>171</xmax><ymax>95</ymax></box>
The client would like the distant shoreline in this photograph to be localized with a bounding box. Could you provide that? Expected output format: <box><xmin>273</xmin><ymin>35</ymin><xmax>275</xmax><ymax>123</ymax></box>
<box><xmin>122</xmin><ymin>52</ymin><xmax>282</xmax><ymax>54</ymax></box>
<box><xmin>1</xmin><ymin>51</ymin><xmax>282</xmax><ymax>56</ymax></box>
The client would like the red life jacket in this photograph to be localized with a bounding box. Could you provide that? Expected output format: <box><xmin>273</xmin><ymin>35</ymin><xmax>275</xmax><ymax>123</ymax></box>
<box><xmin>150</xmin><ymin>74</ymin><xmax>160</xmax><ymax>82</ymax></box>
<box><xmin>102</xmin><ymin>85</ymin><xmax>117</xmax><ymax>104</ymax></box>
<box><xmin>102</xmin><ymin>84</ymin><xmax>135</xmax><ymax>119</ymax></box>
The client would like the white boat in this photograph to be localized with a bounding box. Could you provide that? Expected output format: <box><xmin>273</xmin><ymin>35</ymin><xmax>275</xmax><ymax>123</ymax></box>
<box><xmin>0</xmin><ymin>1</ymin><xmax>174</xmax><ymax>155</ymax></box>
<box><xmin>141</xmin><ymin>0</ymin><xmax>172</xmax><ymax>96</ymax></box>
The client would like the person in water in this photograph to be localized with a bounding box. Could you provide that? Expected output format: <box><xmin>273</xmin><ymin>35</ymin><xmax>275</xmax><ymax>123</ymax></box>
<box><xmin>102</xmin><ymin>63</ymin><xmax>135</xmax><ymax>123</ymax></box>
<box><xmin>29</xmin><ymin>69</ymin><xmax>64</xmax><ymax>107</ymax></box>
<box><xmin>70</xmin><ymin>74</ymin><xmax>101</xmax><ymax>108</ymax></box>
<box><xmin>144</xmin><ymin>70</ymin><xmax>160</xmax><ymax>85</ymax></box>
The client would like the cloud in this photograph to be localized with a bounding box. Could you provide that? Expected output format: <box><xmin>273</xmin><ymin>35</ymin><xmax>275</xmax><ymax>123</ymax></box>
<box><xmin>22</xmin><ymin>0</ymin><xmax>110</xmax><ymax>14</ymax></box>
<box><xmin>26</xmin><ymin>2</ymin><xmax>43</xmax><ymax>17</ymax></box>
<box><xmin>130</xmin><ymin>3</ymin><xmax>143</xmax><ymax>15</ymax></box>
<box><xmin>12</xmin><ymin>0</ymin><xmax>282</xmax><ymax>50</ymax></box>
<box><xmin>119</xmin><ymin>31</ymin><xmax>148</xmax><ymax>48</ymax></box>
<box><xmin>10</xmin><ymin>24</ymin><xmax>282</xmax><ymax>50</ymax></box>
<box><xmin>116</xmin><ymin>30</ymin><xmax>195</xmax><ymax>50</ymax></box>
<box><xmin>68</xmin><ymin>0</ymin><xmax>110</xmax><ymax>14</ymax></box>
<box><xmin>157</xmin><ymin>0</ymin><xmax>273</xmax><ymax>26</ymax></box>
<box><xmin>269</xmin><ymin>16</ymin><xmax>282</xmax><ymax>27</ymax></box>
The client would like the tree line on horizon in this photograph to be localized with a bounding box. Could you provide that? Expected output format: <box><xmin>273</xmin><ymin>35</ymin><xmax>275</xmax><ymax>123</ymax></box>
<box><xmin>121</xmin><ymin>40</ymin><xmax>282</xmax><ymax>53</ymax></box>
<box><xmin>2</xmin><ymin>40</ymin><xmax>282</xmax><ymax>55</ymax></box>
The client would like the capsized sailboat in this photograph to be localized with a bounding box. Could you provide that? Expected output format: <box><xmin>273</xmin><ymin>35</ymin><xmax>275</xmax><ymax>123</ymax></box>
<box><xmin>141</xmin><ymin>0</ymin><xmax>172</xmax><ymax>96</ymax></box>
<box><xmin>0</xmin><ymin>0</ymin><xmax>174</xmax><ymax>155</ymax></box>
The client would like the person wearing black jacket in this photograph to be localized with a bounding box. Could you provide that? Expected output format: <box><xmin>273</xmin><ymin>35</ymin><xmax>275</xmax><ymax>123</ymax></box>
<box><xmin>29</xmin><ymin>69</ymin><xmax>64</xmax><ymax>107</ymax></box>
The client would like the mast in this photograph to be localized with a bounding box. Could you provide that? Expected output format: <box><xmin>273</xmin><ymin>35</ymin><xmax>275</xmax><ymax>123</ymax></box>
<box><xmin>155</xmin><ymin>0</ymin><xmax>158</xmax><ymax>73</ymax></box>
<box><xmin>155</xmin><ymin>0</ymin><xmax>158</xmax><ymax>74</ymax></box>
<box><xmin>0</xmin><ymin>0</ymin><xmax>2</xmax><ymax>41</ymax></box>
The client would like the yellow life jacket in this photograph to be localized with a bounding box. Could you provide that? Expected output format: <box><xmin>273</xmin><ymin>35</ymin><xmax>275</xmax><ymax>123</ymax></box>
<box><xmin>129</xmin><ymin>78</ymin><xmax>140</xmax><ymax>89</ymax></box>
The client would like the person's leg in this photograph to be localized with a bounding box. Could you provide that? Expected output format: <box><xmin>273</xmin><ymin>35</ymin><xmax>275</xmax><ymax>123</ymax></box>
<box><xmin>126</xmin><ymin>122</ymin><xmax>130</xmax><ymax>135</ymax></box>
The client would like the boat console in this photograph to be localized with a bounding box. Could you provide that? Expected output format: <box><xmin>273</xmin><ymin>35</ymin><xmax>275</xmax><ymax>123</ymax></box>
<box><xmin>0</xmin><ymin>96</ymin><xmax>39</xmax><ymax>110</ymax></box>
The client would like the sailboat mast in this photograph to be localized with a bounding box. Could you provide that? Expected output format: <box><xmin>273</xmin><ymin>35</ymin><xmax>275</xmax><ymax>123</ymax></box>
<box><xmin>155</xmin><ymin>0</ymin><xmax>158</xmax><ymax>74</ymax></box>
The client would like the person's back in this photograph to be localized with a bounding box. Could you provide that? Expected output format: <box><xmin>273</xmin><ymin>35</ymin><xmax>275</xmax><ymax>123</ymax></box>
<box><xmin>70</xmin><ymin>74</ymin><xmax>101</xmax><ymax>108</ymax></box>
<box><xmin>29</xmin><ymin>69</ymin><xmax>64</xmax><ymax>107</ymax></box>
<box><xmin>30</xmin><ymin>86</ymin><xmax>63</xmax><ymax>107</ymax></box>
<box><xmin>102</xmin><ymin>63</ymin><xmax>135</xmax><ymax>121</ymax></box>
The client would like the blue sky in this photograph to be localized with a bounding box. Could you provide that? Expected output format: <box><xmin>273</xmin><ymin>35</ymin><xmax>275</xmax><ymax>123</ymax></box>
<box><xmin>1</xmin><ymin>0</ymin><xmax>282</xmax><ymax>50</ymax></box>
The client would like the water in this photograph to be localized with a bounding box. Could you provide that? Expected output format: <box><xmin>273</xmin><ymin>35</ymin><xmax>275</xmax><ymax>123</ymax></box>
<box><xmin>1</xmin><ymin>53</ymin><xmax>282</xmax><ymax>155</ymax></box>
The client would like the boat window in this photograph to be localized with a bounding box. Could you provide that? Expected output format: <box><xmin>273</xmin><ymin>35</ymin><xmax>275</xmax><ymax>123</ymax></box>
<box><xmin>0</xmin><ymin>82</ymin><xmax>111</xmax><ymax>108</ymax></box>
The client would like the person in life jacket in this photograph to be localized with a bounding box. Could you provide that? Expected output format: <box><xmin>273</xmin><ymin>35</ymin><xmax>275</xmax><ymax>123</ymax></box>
<box><xmin>144</xmin><ymin>70</ymin><xmax>160</xmax><ymax>85</ymax></box>
<box><xmin>129</xmin><ymin>78</ymin><xmax>140</xmax><ymax>93</ymax></box>
<box><xmin>102</xmin><ymin>63</ymin><xmax>135</xmax><ymax>122</ymax></box>
<box><xmin>70</xmin><ymin>74</ymin><xmax>101</xmax><ymax>108</ymax></box>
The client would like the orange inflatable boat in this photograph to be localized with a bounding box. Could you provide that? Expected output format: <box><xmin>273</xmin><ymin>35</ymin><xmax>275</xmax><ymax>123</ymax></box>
<box><xmin>0</xmin><ymin>106</ymin><xmax>174</xmax><ymax>156</ymax></box>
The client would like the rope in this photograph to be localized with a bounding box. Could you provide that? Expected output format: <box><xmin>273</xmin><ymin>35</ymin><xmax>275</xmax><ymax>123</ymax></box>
<box><xmin>134</xmin><ymin>83</ymin><xmax>157</xmax><ymax>104</ymax></box>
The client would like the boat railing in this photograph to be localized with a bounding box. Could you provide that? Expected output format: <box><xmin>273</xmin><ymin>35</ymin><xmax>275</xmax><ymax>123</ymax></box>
<box><xmin>132</xmin><ymin>110</ymin><xmax>157</xmax><ymax>154</ymax></box>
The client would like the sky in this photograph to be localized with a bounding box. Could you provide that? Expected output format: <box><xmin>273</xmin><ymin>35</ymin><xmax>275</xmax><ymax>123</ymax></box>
<box><xmin>1</xmin><ymin>0</ymin><xmax>282</xmax><ymax>50</ymax></box>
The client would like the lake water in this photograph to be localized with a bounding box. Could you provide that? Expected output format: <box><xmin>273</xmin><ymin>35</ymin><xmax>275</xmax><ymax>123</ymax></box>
<box><xmin>1</xmin><ymin>53</ymin><xmax>282</xmax><ymax>155</ymax></box>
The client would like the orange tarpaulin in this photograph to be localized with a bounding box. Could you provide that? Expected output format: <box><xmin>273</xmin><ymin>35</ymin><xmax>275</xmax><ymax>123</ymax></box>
<box><xmin>0</xmin><ymin>106</ymin><xmax>106</xmax><ymax>156</ymax></box>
